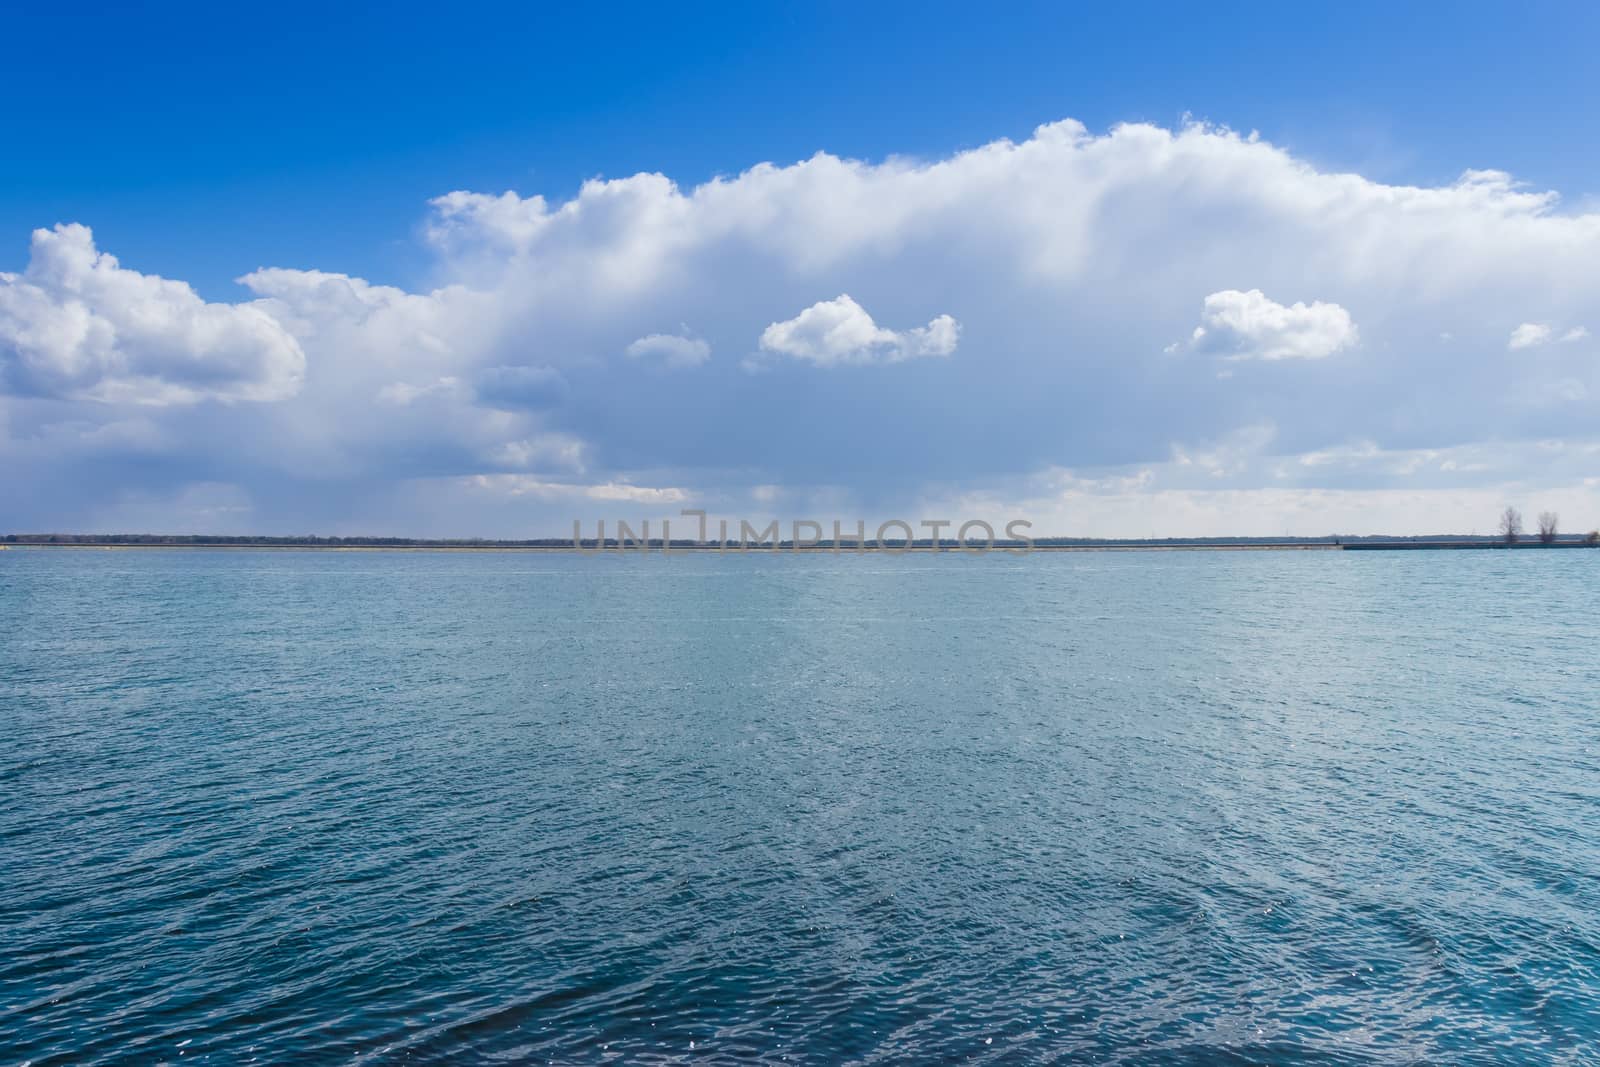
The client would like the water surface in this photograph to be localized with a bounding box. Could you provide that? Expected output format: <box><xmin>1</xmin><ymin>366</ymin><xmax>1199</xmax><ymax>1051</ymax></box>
<box><xmin>3</xmin><ymin>549</ymin><xmax>1598</xmax><ymax>1063</ymax></box>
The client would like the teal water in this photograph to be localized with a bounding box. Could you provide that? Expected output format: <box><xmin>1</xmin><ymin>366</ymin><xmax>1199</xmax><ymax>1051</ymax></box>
<box><xmin>3</xmin><ymin>548</ymin><xmax>1598</xmax><ymax>1064</ymax></box>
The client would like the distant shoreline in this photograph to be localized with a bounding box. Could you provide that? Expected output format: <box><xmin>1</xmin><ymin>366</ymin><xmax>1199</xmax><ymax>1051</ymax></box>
<box><xmin>2</xmin><ymin>542</ymin><xmax>1334</xmax><ymax>553</ymax></box>
<box><xmin>3</xmin><ymin>538</ymin><xmax>1596</xmax><ymax>553</ymax></box>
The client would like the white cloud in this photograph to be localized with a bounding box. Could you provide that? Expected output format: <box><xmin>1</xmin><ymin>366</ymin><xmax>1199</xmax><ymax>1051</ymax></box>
<box><xmin>1170</xmin><ymin>423</ymin><xmax>1277</xmax><ymax>478</ymax></box>
<box><xmin>1295</xmin><ymin>440</ymin><xmax>1385</xmax><ymax>468</ymax></box>
<box><xmin>930</xmin><ymin>434</ymin><xmax>1600</xmax><ymax>538</ymax></box>
<box><xmin>626</xmin><ymin>331</ymin><xmax>711</xmax><ymax>367</ymax></box>
<box><xmin>10</xmin><ymin>118</ymin><xmax>1600</xmax><ymax>536</ymax></box>
<box><xmin>1509</xmin><ymin>322</ymin><xmax>1553</xmax><ymax>349</ymax></box>
<box><xmin>758</xmin><ymin>294</ymin><xmax>958</xmax><ymax>366</ymax></box>
<box><xmin>1181</xmin><ymin>289</ymin><xmax>1357</xmax><ymax>361</ymax></box>
<box><xmin>376</xmin><ymin>377</ymin><xmax>461</xmax><ymax>406</ymax></box>
<box><xmin>0</xmin><ymin>224</ymin><xmax>304</xmax><ymax>404</ymax></box>
<box><xmin>466</xmin><ymin>474</ymin><xmax>687</xmax><ymax>503</ymax></box>
<box><xmin>485</xmin><ymin>433</ymin><xmax>586</xmax><ymax>471</ymax></box>
<box><xmin>1509</xmin><ymin>322</ymin><xmax>1590</xmax><ymax>349</ymax></box>
<box><xmin>941</xmin><ymin>484</ymin><xmax>1600</xmax><ymax>540</ymax></box>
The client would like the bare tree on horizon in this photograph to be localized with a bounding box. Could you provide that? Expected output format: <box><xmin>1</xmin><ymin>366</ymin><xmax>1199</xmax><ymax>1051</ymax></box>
<box><xmin>1500</xmin><ymin>507</ymin><xmax>1523</xmax><ymax>544</ymax></box>
<box><xmin>1538</xmin><ymin>512</ymin><xmax>1559</xmax><ymax>544</ymax></box>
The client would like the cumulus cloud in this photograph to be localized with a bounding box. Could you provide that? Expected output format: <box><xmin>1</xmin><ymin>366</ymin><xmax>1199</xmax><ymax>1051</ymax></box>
<box><xmin>1509</xmin><ymin>322</ymin><xmax>1589</xmax><ymax>349</ymax></box>
<box><xmin>9</xmin><ymin>119</ymin><xmax>1600</xmax><ymax>535</ymax></box>
<box><xmin>0</xmin><ymin>224</ymin><xmax>304</xmax><ymax>404</ymax></box>
<box><xmin>757</xmin><ymin>295</ymin><xmax>959</xmax><ymax>366</ymax></box>
<box><xmin>1180</xmin><ymin>289</ymin><xmax>1358</xmax><ymax>361</ymax></box>
<box><xmin>626</xmin><ymin>331</ymin><xmax>711</xmax><ymax>367</ymax></box>
<box><xmin>1509</xmin><ymin>323</ymin><xmax>1553</xmax><ymax>350</ymax></box>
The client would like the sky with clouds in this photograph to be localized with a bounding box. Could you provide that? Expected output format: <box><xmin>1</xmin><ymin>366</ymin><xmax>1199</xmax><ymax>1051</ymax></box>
<box><xmin>4</xmin><ymin>5</ymin><xmax>1599</xmax><ymax>538</ymax></box>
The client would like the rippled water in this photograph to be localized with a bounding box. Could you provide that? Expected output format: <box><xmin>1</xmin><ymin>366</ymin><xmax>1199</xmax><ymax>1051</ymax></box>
<box><xmin>3</xmin><ymin>548</ymin><xmax>1599</xmax><ymax>1064</ymax></box>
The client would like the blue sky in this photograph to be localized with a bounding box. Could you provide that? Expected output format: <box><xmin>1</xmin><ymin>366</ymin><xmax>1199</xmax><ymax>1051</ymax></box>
<box><xmin>5</xmin><ymin>3</ymin><xmax>1600</xmax><ymax>536</ymax></box>
<box><xmin>10</xmin><ymin>2</ymin><xmax>1599</xmax><ymax>297</ymax></box>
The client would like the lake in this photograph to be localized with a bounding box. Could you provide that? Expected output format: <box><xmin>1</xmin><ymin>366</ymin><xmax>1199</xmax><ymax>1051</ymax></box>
<box><xmin>3</xmin><ymin>548</ymin><xmax>1597</xmax><ymax>1063</ymax></box>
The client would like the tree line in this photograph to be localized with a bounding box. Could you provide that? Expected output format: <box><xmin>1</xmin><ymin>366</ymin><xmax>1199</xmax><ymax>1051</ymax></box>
<box><xmin>1497</xmin><ymin>508</ymin><xmax>1600</xmax><ymax>546</ymax></box>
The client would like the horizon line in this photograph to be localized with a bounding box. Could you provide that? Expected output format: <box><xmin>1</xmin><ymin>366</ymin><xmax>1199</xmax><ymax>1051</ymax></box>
<box><xmin>6</xmin><ymin>532</ymin><xmax>1599</xmax><ymax>553</ymax></box>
